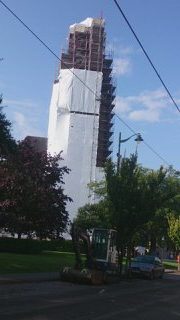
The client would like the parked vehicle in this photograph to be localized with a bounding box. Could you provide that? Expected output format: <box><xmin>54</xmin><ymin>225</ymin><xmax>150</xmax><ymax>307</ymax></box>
<box><xmin>128</xmin><ymin>255</ymin><xmax>164</xmax><ymax>279</ymax></box>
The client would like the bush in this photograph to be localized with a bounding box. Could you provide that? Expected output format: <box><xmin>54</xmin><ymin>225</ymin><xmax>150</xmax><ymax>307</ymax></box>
<box><xmin>40</xmin><ymin>239</ymin><xmax>74</xmax><ymax>253</ymax></box>
<box><xmin>0</xmin><ymin>238</ymin><xmax>42</xmax><ymax>254</ymax></box>
<box><xmin>0</xmin><ymin>238</ymin><xmax>85</xmax><ymax>254</ymax></box>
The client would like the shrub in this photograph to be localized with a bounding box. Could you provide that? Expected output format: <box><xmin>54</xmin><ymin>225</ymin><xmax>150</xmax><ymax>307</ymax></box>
<box><xmin>0</xmin><ymin>238</ymin><xmax>85</xmax><ymax>254</ymax></box>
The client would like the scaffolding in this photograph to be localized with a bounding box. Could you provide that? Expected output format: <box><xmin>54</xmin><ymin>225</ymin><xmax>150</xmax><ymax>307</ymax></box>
<box><xmin>59</xmin><ymin>18</ymin><xmax>115</xmax><ymax>168</ymax></box>
<box><xmin>96</xmin><ymin>57</ymin><xmax>115</xmax><ymax>167</ymax></box>
<box><xmin>61</xmin><ymin>19</ymin><xmax>104</xmax><ymax>71</ymax></box>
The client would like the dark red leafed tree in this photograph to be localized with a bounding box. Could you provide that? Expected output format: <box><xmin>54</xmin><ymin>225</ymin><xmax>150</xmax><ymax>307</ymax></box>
<box><xmin>0</xmin><ymin>139</ymin><xmax>71</xmax><ymax>239</ymax></box>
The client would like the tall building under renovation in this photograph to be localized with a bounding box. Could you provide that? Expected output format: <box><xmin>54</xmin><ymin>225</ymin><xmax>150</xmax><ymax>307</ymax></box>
<box><xmin>48</xmin><ymin>18</ymin><xmax>115</xmax><ymax>221</ymax></box>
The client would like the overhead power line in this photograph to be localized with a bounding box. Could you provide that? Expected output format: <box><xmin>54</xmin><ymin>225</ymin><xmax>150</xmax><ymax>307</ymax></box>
<box><xmin>142</xmin><ymin>140</ymin><xmax>170</xmax><ymax>167</ymax></box>
<box><xmin>112</xmin><ymin>0</ymin><xmax>180</xmax><ymax>114</ymax></box>
<box><xmin>115</xmin><ymin>114</ymin><xmax>170</xmax><ymax>166</ymax></box>
<box><xmin>0</xmin><ymin>0</ymin><xmax>171</xmax><ymax>167</ymax></box>
<box><xmin>0</xmin><ymin>0</ymin><xmax>96</xmax><ymax>98</ymax></box>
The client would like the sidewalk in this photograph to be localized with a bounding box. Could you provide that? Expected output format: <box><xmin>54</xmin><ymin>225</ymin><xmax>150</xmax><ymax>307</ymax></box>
<box><xmin>165</xmin><ymin>269</ymin><xmax>175</xmax><ymax>273</ymax></box>
<box><xmin>0</xmin><ymin>272</ymin><xmax>60</xmax><ymax>284</ymax></box>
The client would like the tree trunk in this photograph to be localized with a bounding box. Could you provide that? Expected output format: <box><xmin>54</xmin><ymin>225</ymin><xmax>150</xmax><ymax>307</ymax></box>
<box><xmin>71</xmin><ymin>223</ymin><xmax>82</xmax><ymax>270</ymax></box>
<box><xmin>17</xmin><ymin>232</ymin><xmax>21</xmax><ymax>239</ymax></box>
<box><xmin>150</xmin><ymin>235</ymin><xmax>157</xmax><ymax>254</ymax></box>
<box><xmin>118</xmin><ymin>246</ymin><xmax>125</xmax><ymax>277</ymax></box>
<box><xmin>125</xmin><ymin>246</ymin><xmax>130</xmax><ymax>273</ymax></box>
<box><xmin>126</xmin><ymin>244</ymin><xmax>133</xmax><ymax>278</ymax></box>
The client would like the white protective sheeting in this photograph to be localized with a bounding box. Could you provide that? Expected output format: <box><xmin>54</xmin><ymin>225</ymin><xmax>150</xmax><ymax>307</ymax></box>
<box><xmin>70</xmin><ymin>18</ymin><xmax>105</xmax><ymax>33</ymax></box>
<box><xmin>57</xmin><ymin>69</ymin><xmax>102</xmax><ymax>114</ymax></box>
<box><xmin>48</xmin><ymin>68</ymin><xmax>104</xmax><ymax>221</ymax></box>
<box><xmin>63</xmin><ymin>113</ymin><xmax>99</xmax><ymax>216</ymax></box>
<box><xmin>47</xmin><ymin>82</ymin><xmax>59</xmax><ymax>154</ymax></box>
<box><xmin>70</xmin><ymin>18</ymin><xmax>94</xmax><ymax>31</ymax></box>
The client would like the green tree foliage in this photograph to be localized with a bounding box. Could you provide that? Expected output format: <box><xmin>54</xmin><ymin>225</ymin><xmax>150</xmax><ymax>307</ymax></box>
<box><xmin>104</xmin><ymin>155</ymin><xmax>151</xmax><ymax>272</ymax></box>
<box><xmin>0</xmin><ymin>140</ymin><xmax>71</xmax><ymax>238</ymax></box>
<box><xmin>140</xmin><ymin>167</ymin><xmax>180</xmax><ymax>252</ymax></box>
<box><xmin>75</xmin><ymin>201</ymin><xmax>111</xmax><ymax>231</ymax></box>
<box><xmin>0</xmin><ymin>96</ymin><xmax>16</xmax><ymax>157</ymax></box>
<box><xmin>0</xmin><ymin>96</ymin><xmax>17</xmax><ymax>228</ymax></box>
<box><xmin>168</xmin><ymin>213</ymin><xmax>180</xmax><ymax>250</ymax></box>
<box><xmin>74</xmin><ymin>155</ymin><xmax>180</xmax><ymax>272</ymax></box>
<box><xmin>105</xmin><ymin>155</ymin><xmax>148</xmax><ymax>250</ymax></box>
<box><xmin>88</xmin><ymin>180</ymin><xmax>107</xmax><ymax>199</ymax></box>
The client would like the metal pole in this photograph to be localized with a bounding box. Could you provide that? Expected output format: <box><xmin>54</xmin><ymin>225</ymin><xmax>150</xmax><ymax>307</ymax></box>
<box><xmin>117</xmin><ymin>132</ymin><xmax>121</xmax><ymax>173</ymax></box>
<box><xmin>135</xmin><ymin>142</ymin><xmax>138</xmax><ymax>155</ymax></box>
<box><xmin>116</xmin><ymin>132</ymin><xmax>143</xmax><ymax>173</ymax></box>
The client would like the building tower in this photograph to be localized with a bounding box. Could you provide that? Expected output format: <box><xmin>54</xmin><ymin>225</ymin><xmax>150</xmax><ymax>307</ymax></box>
<box><xmin>48</xmin><ymin>18</ymin><xmax>115</xmax><ymax>221</ymax></box>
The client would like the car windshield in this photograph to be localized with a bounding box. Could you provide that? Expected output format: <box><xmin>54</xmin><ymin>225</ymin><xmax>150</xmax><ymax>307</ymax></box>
<box><xmin>132</xmin><ymin>256</ymin><xmax>155</xmax><ymax>264</ymax></box>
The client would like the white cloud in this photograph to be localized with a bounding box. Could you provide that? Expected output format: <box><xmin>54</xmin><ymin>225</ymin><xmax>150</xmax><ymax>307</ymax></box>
<box><xmin>115</xmin><ymin>96</ymin><xmax>131</xmax><ymax>113</ymax></box>
<box><xmin>106</xmin><ymin>42</ymin><xmax>133</xmax><ymax>56</ymax></box>
<box><xmin>4</xmin><ymin>99</ymin><xmax>38</xmax><ymax>109</ymax></box>
<box><xmin>14</xmin><ymin>112</ymin><xmax>26</xmax><ymax>128</ymax></box>
<box><xmin>115</xmin><ymin>89</ymin><xmax>173</xmax><ymax>122</ymax></box>
<box><xmin>118</xmin><ymin>46</ymin><xmax>133</xmax><ymax>56</ymax></box>
<box><xmin>129</xmin><ymin>109</ymin><xmax>160</xmax><ymax>122</ymax></box>
<box><xmin>13</xmin><ymin>111</ymin><xmax>44</xmax><ymax>140</ymax></box>
<box><xmin>106</xmin><ymin>41</ymin><xmax>133</xmax><ymax>77</ymax></box>
<box><xmin>113</xmin><ymin>58</ymin><xmax>131</xmax><ymax>76</ymax></box>
<box><xmin>2</xmin><ymin>97</ymin><xmax>46</xmax><ymax>140</ymax></box>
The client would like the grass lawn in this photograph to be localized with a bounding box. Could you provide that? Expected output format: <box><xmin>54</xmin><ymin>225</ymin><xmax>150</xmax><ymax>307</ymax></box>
<box><xmin>163</xmin><ymin>259</ymin><xmax>178</xmax><ymax>270</ymax></box>
<box><xmin>0</xmin><ymin>252</ymin><xmax>178</xmax><ymax>274</ymax></box>
<box><xmin>0</xmin><ymin>251</ymin><xmax>77</xmax><ymax>274</ymax></box>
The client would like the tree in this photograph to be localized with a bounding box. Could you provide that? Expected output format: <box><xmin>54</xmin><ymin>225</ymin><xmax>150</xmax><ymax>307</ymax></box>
<box><xmin>168</xmin><ymin>213</ymin><xmax>180</xmax><ymax>252</ymax></box>
<box><xmin>140</xmin><ymin>167</ymin><xmax>180</xmax><ymax>253</ymax></box>
<box><xmin>75</xmin><ymin>155</ymin><xmax>150</xmax><ymax>273</ymax></box>
<box><xmin>72</xmin><ymin>154</ymin><xmax>180</xmax><ymax>274</ymax></box>
<box><xmin>0</xmin><ymin>96</ymin><xmax>16</xmax><ymax>157</ymax></box>
<box><xmin>0</xmin><ymin>96</ymin><xmax>17</xmax><ymax>230</ymax></box>
<box><xmin>105</xmin><ymin>155</ymin><xmax>150</xmax><ymax>272</ymax></box>
<box><xmin>75</xmin><ymin>201</ymin><xmax>111</xmax><ymax>231</ymax></box>
<box><xmin>73</xmin><ymin>185</ymin><xmax>111</xmax><ymax>269</ymax></box>
<box><xmin>0</xmin><ymin>140</ymin><xmax>71</xmax><ymax>238</ymax></box>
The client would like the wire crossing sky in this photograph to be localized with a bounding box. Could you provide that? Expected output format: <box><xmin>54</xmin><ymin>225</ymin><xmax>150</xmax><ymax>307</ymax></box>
<box><xmin>0</xmin><ymin>0</ymin><xmax>172</xmax><ymax>167</ymax></box>
<box><xmin>0</xmin><ymin>0</ymin><xmax>178</xmax><ymax>169</ymax></box>
<box><xmin>113</xmin><ymin>0</ymin><xmax>180</xmax><ymax>114</ymax></box>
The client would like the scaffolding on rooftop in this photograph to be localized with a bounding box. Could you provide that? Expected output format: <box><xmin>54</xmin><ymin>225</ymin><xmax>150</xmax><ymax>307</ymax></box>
<box><xmin>58</xmin><ymin>18</ymin><xmax>116</xmax><ymax>167</ymax></box>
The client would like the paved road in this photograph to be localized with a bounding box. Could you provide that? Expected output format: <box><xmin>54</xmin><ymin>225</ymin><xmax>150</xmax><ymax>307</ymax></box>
<box><xmin>0</xmin><ymin>273</ymin><xmax>180</xmax><ymax>320</ymax></box>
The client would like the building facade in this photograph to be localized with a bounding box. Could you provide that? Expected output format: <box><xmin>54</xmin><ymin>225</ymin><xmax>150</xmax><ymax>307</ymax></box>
<box><xmin>24</xmin><ymin>136</ymin><xmax>47</xmax><ymax>153</ymax></box>
<box><xmin>48</xmin><ymin>18</ymin><xmax>115</xmax><ymax>221</ymax></box>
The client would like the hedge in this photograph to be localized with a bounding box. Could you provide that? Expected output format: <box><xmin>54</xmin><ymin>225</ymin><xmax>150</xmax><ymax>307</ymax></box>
<box><xmin>0</xmin><ymin>238</ymin><xmax>85</xmax><ymax>254</ymax></box>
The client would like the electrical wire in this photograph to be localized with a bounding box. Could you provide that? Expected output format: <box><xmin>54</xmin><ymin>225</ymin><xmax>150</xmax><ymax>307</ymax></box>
<box><xmin>112</xmin><ymin>0</ymin><xmax>180</xmax><ymax>114</ymax></box>
<box><xmin>0</xmin><ymin>0</ymin><xmax>172</xmax><ymax>167</ymax></box>
<box><xmin>0</xmin><ymin>0</ymin><xmax>97</xmax><ymax>98</ymax></box>
<box><xmin>115</xmin><ymin>114</ymin><xmax>171</xmax><ymax>167</ymax></box>
<box><xmin>142</xmin><ymin>140</ymin><xmax>170</xmax><ymax>167</ymax></box>
<box><xmin>115</xmin><ymin>113</ymin><xmax>136</xmax><ymax>135</ymax></box>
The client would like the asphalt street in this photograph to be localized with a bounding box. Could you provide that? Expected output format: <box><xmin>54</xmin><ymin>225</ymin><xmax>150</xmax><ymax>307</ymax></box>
<box><xmin>0</xmin><ymin>273</ymin><xmax>180</xmax><ymax>320</ymax></box>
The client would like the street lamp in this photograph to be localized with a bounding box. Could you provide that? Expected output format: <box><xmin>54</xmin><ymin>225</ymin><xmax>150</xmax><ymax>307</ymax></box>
<box><xmin>117</xmin><ymin>132</ymin><xmax>143</xmax><ymax>172</ymax></box>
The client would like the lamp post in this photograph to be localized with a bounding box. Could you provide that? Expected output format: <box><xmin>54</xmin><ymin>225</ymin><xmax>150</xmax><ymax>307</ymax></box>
<box><xmin>117</xmin><ymin>132</ymin><xmax>143</xmax><ymax>172</ymax></box>
<box><xmin>161</xmin><ymin>236</ymin><xmax>165</xmax><ymax>260</ymax></box>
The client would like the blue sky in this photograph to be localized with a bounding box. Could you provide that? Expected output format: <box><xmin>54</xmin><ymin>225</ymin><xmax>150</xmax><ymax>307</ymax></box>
<box><xmin>0</xmin><ymin>0</ymin><xmax>180</xmax><ymax>170</ymax></box>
